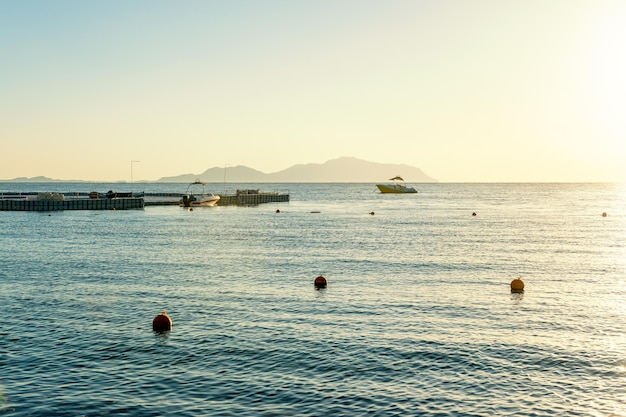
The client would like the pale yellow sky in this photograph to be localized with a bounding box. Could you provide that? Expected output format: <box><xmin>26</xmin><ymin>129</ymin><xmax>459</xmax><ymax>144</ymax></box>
<box><xmin>1</xmin><ymin>0</ymin><xmax>625</xmax><ymax>182</ymax></box>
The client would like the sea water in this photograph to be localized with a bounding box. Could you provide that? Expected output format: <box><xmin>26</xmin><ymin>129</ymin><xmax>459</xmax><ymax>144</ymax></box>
<box><xmin>0</xmin><ymin>183</ymin><xmax>625</xmax><ymax>416</ymax></box>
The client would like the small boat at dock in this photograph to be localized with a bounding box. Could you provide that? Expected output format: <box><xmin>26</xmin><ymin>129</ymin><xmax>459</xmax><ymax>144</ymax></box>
<box><xmin>376</xmin><ymin>176</ymin><xmax>417</xmax><ymax>194</ymax></box>
<box><xmin>180</xmin><ymin>181</ymin><xmax>220</xmax><ymax>207</ymax></box>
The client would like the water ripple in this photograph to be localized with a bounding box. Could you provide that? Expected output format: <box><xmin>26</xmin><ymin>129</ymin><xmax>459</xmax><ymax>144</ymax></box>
<box><xmin>2</xmin><ymin>183</ymin><xmax>625</xmax><ymax>416</ymax></box>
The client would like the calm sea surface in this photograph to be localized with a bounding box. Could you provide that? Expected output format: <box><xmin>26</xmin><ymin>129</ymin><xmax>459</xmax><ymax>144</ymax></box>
<box><xmin>1</xmin><ymin>182</ymin><xmax>625</xmax><ymax>416</ymax></box>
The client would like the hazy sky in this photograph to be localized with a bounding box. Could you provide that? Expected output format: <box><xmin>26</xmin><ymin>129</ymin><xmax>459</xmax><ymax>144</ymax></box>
<box><xmin>1</xmin><ymin>0</ymin><xmax>625</xmax><ymax>182</ymax></box>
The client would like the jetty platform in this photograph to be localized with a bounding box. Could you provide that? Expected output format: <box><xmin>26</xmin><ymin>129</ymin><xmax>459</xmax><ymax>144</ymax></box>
<box><xmin>0</xmin><ymin>192</ymin><xmax>144</xmax><ymax>211</ymax></box>
<box><xmin>144</xmin><ymin>190</ymin><xmax>290</xmax><ymax>206</ymax></box>
<box><xmin>0</xmin><ymin>190</ymin><xmax>289</xmax><ymax>211</ymax></box>
<box><xmin>216</xmin><ymin>190</ymin><xmax>290</xmax><ymax>206</ymax></box>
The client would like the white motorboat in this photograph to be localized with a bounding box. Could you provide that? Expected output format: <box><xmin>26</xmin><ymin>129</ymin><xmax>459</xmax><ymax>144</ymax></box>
<box><xmin>376</xmin><ymin>176</ymin><xmax>417</xmax><ymax>194</ymax></box>
<box><xmin>180</xmin><ymin>181</ymin><xmax>220</xmax><ymax>207</ymax></box>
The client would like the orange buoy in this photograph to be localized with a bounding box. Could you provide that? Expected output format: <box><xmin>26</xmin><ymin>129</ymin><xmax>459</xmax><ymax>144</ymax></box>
<box><xmin>314</xmin><ymin>275</ymin><xmax>327</xmax><ymax>289</ymax></box>
<box><xmin>510</xmin><ymin>277</ymin><xmax>525</xmax><ymax>293</ymax></box>
<box><xmin>152</xmin><ymin>310</ymin><xmax>172</xmax><ymax>332</ymax></box>
<box><xmin>602</xmin><ymin>212</ymin><xmax>607</xmax><ymax>217</ymax></box>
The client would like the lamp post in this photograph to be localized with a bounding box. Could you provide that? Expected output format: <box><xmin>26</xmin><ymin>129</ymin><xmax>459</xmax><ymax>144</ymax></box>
<box><xmin>223</xmin><ymin>163</ymin><xmax>230</xmax><ymax>194</ymax></box>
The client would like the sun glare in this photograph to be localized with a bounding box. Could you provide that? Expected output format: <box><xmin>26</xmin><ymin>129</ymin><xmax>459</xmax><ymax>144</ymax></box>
<box><xmin>586</xmin><ymin>8</ymin><xmax>626</xmax><ymax>137</ymax></box>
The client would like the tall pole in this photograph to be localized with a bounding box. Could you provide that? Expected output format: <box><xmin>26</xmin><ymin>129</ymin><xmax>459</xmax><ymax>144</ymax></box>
<box><xmin>223</xmin><ymin>163</ymin><xmax>229</xmax><ymax>194</ymax></box>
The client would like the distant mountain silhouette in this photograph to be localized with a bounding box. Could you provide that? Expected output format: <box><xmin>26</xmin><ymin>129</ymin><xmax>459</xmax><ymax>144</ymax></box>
<box><xmin>158</xmin><ymin>165</ymin><xmax>268</xmax><ymax>183</ymax></box>
<box><xmin>3</xmin><ymin>176</ymin><xmax>61</xmax><ymax>182</ymax></box>
<box><xmin>158</xmin><ymin>157</ymin><xmax>437</xmax><ymax>183</ymax></box>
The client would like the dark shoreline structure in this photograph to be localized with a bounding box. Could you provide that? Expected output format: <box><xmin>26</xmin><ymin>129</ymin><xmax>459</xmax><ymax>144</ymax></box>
<box><xmin>217</xmin><ymin>189</ymin><xmax>290</xmax><ymax>207</ymax></box>
<box><xmin>0</xmin><ymin>189</ymin><xmax>289</xmax><ymax>211</ymax></box>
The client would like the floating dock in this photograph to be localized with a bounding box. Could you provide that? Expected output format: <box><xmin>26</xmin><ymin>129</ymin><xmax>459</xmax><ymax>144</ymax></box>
<box><xmin>1</xmin><ymin>189</ymin><xmax>289</xmax><ymax>211</ymax></box>
<box><xmin>144</xmin><ymin>189</ymin><xmax>289</xmax><ymax>207</ymax></box>
<box><xmin>0</xmin><ymin>192</ymin><xmax>144</xmax><ymax>211</ymax></box>
<box><xmin>217</xmin><ymin>190</ymin><xmax>290</xmax><ymax>206</ymax></box>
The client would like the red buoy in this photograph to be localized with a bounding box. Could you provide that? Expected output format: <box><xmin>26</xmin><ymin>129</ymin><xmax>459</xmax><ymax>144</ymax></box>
<box><xmin>510</xmin><ymin>278</ymin><xmax>525</xmax><ymax>293</ymax></box>
<box><xmin>314</xmin><ymin>275</ymin><xmax>327</xmax><ymax>289</ymax></box>
<box><xmin>152</xmin><ymin>310</ymin><xmax>172</xmax><ymax>332</ymax></box>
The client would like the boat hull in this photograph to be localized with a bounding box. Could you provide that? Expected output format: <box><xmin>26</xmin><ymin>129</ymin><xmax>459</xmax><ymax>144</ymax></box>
<box><xmin>180</xmin><ymin>194</ymin><xmax>220</xmax><ymax>207</ymax></box>
<box><xmin>376</xmin><ymin>184</ymin><xmax>417</xmax><ymax>194</ymax></box>
<box><xmin>190</xmin><ymin>196</ymin><xmax>220</xmax><ymax>207</ymax></box>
